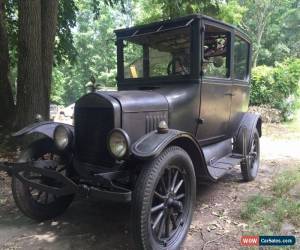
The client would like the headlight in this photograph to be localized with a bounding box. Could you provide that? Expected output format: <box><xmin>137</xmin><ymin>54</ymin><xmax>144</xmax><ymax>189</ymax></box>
<box><xmin>108</xmin><ymin>129</ymin><xmax>130</xmax><ymax>159</ymax></box>
<box><xmin>54</xmin><ymin>125</ymin><xmax>72</xmax><ymax>150</ymax></box>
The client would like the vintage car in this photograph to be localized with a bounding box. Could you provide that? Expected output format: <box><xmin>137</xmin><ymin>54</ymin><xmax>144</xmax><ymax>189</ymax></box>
<box><xmin>0</xmin><ymin>15</ymin><xmax>261</xmax><ymax>250</ymax></box>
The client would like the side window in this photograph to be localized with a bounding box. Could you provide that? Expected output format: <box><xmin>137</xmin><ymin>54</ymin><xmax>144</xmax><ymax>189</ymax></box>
<box><xmin>233</xmin><ymin>36</ymin><xmax>249</xmax><ymax>80</ymax></box>
<box><xmin>149</xmin><ymin>48</ymin><xmax>172</xmax><ymax>77</ymax></box>
<box><xmin>203</xmin><ymin>26</ymin><xmax>230</xmax><ymax>78</ymax></box>
<box><xmin>124</xmin><ymin>41</ymin><xmax>143</xmax><ymax>79</ymax></box>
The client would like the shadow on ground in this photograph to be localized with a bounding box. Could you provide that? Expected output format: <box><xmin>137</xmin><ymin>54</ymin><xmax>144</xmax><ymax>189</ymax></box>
<box><xmin>0</xmin><ymin>169</ymin><xmax>249</xmax><ymax>250</ymax></box>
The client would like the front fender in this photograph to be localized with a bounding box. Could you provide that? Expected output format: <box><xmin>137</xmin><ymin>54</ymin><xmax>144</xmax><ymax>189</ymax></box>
<box><xmin>12</xmin><ymin>121</ymin><xmax>74</xmax><ymax>140</ymax></box>
<box><xmin>131</xmin><ymin>129</ymin><xmax>183</xmax><ymax>160</ymax></box>
<box><xmin>131</xmin><ymin>129</ymin><xmax>213</xmax><ymax>181</ymax></box>
<box><xmin>131</xmin><ymin>129</ymin><xmax>201</xmax><ymax>159</ymax></box>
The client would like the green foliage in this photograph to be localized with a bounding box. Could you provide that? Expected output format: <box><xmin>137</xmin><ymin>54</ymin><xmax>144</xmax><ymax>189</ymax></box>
<box><xmin>51</xmin><ymin>67</ymin><xmax>68</xmax><ymax>105</ymax></box>
<box><xmin>250</xmin><ymin>66</ymin><xmax>275</xmax><ymax>105</ymax></box>
<box><xmin>51</xmin><ymin>0</ymin><xmax>125</xmax><ymax>105</ymax></box>
<box><xmin>5</xmin><ymin>0</ymin><xmax>18</xmax><ymax>68</ymax></box>
<box><xmin>218</xmin><ymin>0</ymin><xmax>246</xmax><ymax>25</ymax></box>
<box><xmin>243</xmin><ymin>0</ymin><xmax>300</xmax><ymax>66</ymax></box>
<box><xmin>273</xmin><ymin>59</ymin><xmax>300</xmax><ymax>120</ymax></box>
<box><xmin>250</xmin><ymin>58</ymin><xmax>300</xmax><ymax>120</ymax></box>
<box><xmin>5</xmin><ymin>0</ymin><xmax>78</xmax><ymax>66</ymax></box>
<box><xmin>134</xmin><ymin>0</ymin><xmax>219</xmax><ymax>24</ymax></box>
<box><xmin>55</xmin><ymin>0</ymin><xmax>78</xmax><ymax>64</ymax></box>
<box><xmin>91</xmin><ymin>0</ymin><xmax>125</xmax><ymax>19</ymax></box>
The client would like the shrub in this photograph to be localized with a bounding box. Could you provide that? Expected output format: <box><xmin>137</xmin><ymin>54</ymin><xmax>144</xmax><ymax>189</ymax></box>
<box><xmin>250</xmin><ymin>58</ymin><xmax>300</xmax><ymax>120</ymax></box>
<box><xmin>250</xmin><ymin>65</ymin><xmax>275</xmax><ymax>106</ymax></box>
<box><xmin>273</xmin><ymin>59</ymin><xmax>300</xmax><ymax>120</ymax></box>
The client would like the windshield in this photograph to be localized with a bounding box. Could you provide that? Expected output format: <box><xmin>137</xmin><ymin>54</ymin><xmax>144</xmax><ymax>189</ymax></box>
<box><xmin>123</xmin><ymin>27</ymin><xmax>191</xmax><ymax>79</ymax></box>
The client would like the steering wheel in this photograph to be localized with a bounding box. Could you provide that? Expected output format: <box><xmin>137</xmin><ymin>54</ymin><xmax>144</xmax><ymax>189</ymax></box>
<box><xmin>167</xmin><ymin>57</ymin><xmax>188</xmax><ymax>75</ymax></box>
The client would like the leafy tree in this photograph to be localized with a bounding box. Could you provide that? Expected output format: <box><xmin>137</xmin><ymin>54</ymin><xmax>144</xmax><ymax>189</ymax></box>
<box><xmin>218</xmin><ymin>0</ymin><xmax>246</xmax><ymax>25</ymax></box>
<box><xmin>51</xmin><ymin>0</ymin><xmax>126</xmax><ymax>105</ymax></box>
<box><xmin>239</xmin><ymin>0</ymin><xmax>277</xmax><ymax>67</ymax></box>
<box><xmin>133</xmin><ymin>0</ymin><xmax>219</xmax><ymax>23</ymax></box>
<box><xmin>0</xmin><ymin>0</ymin><xmax>78</xmax><ymax>128</ymax></box>
<box><xmin>258</xmin><ymin>1</ymin><xmax>300</xmax><ymax>65</ymax></box>
<box><xmin>0</xmin><ymin>0</ymin><xmax>125</xmax><ymax>128</ymax></box>
<box><xmin>237</xmin><ymin>0</ymin><xmax>299</xmax><ymax>67</ymax></box>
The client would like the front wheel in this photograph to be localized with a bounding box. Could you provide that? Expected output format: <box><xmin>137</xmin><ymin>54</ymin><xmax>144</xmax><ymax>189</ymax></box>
<box><xmin>131</xmin><ymin>146</ymin><xmax>196</xmax><ymax>250</ymax></box>
<box><xmin>12</xmin><ymin>138</ymin><xmax>74</xmax><ymax>221</ymax></box>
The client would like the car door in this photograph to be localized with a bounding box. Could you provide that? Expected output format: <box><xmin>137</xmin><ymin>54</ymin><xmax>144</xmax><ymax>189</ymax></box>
<box><xmin>228</xmin><ymin>32</ymin><xmax>251</xmax><ymax>134</ymax></box>
<box><xmin>196</xmin><ymin>22</ymin><xmax>233</xmax><ymax>145</ymax></box>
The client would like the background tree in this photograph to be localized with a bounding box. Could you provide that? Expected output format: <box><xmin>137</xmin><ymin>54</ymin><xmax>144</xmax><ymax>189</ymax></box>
<box><xmin>257</xmin><ymin>0</ymin><xmax>300</xmax><ymax>65</ymax></box>
<box><xmin>15</xmin><ymin>0</ymin><xmax>58</xmax><ymax>128</ymax></box>
<box><xmin>239</xmin><ymin>0</ymin><xmax>275</xmax><ymax>67</ymax></box>
<box><xmin>51</xmin><ymin>0</ymin><xmax>127</xmax><ymax>105</ymax></box>
<box><xmin>0</xmin><ymin>0</ymin><xmax>78</xmax><ymax>128</ymax></box>
<box><xmin>0</xmin><ymin>0</ymin><xmax>14</xmax><ymax>125</ymax></box>
<box><xmin>1</xmin><ymin>0</ymin><xmax>121</xmax><ymax>128</ymax></box>
<box><xmin>133</xmin><ymin>0</ymin><xmax>219</xmax><ymax>23</ymax></box>
<box><xmin>238</xmin><ymin>0</ymin><xmax>300</xmax><ymax>67</ymax></box>
<box><xmin>1</xmin><ymin>0</ymin><xmax>299</xmax><ymax>128</ymax></box>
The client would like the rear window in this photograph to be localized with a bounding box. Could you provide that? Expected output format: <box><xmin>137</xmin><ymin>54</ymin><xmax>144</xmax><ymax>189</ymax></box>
<box><xmin>202</xmin><ymin>25</ymin><xmax>230</xmax><ymax>79</ymax></box>
<box><xmin>233</xmin><ymin>36</ymin><xmax>249</xmax><ymax>80</ymax></box>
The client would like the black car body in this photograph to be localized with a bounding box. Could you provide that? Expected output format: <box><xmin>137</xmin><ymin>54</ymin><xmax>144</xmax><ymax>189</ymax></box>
<box><xmin>1</xmin><ymin>15</ymin><xmax>261</xmax><ymax>250</ymax></box>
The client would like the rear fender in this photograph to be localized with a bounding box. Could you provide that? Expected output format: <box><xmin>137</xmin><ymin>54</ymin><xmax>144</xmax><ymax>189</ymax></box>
<box><xmin>234</xmin><ymin>112</ymin><xmax>262</xmax><ymax>154</ymax></box>
<box><xmin>12</xmin><ymin>121</ymin><xmax>74</xmax><ymax>140</ymax></box>
<box><xmin>131</xmin><ymin>129</ymin><xmax>213</xmax><ymax>181</ymax></box>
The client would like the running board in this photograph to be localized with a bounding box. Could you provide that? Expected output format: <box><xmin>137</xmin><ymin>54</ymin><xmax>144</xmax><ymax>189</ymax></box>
<box><xmin>207</xmin><ymin>153</ymin><xmax>243</xmax><ymax>180</ymax></box>
<box><xmin>202</xmin><ymin>138</ymin><xmax>244</xmax><ymax>180</ymax></box>
<box><xmin>210</xmin><ymin>153</ymin><xmax>243</xmax><ymax>170</ymax></box>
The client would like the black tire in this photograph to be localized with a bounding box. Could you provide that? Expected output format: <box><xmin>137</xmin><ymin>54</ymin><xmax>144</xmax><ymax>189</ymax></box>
<box><xmin>131</xmin><ymin>146</ymin><xmax>196</xmax><ymax>250</ymax></box>
<box><xmin>12</xmin><ymin>138</ymin><xmax>74</xmax><ymax>221</ymax></box>
<box><xmin>241</xmin><ymin>129</ymin><xmax>260</xmax><ymax>182</ymax></box>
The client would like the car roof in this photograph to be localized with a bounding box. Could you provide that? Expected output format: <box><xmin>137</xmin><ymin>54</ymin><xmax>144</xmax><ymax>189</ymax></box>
<box><xmin>114</xmin><ymin>14</ymin><xmax>251</xmax><ymax>44</ymax></box>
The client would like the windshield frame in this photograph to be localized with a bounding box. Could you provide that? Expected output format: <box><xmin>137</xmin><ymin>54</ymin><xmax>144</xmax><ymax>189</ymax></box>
<box><xmin>116</xmin><ymin>19</ymin><xmax>200</xmax><ymax>85</ymax></box>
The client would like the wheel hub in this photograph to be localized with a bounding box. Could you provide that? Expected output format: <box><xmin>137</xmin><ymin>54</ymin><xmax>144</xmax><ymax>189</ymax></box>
<box><xmin>164</xmin><ymin>192</ymin><xmax>182</xmax><ymax>210</ymax></box>
<box><xmin>150</xmin><ymin>167</ymin><xmax>187</xmax><ymax>244</ymax></box>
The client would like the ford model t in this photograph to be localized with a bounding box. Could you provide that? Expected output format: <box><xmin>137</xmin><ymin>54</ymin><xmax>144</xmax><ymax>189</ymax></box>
<box><xmin>0</xmin><ymin>15</ymin><xmax>261</xmax><ymax>250</ymax></box>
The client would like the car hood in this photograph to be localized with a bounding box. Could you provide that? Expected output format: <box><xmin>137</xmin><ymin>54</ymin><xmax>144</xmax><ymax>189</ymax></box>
<box><xmin>105</xmin><ymin>90</ymin><xmax>168</xmax><ymax>113</ymax></box>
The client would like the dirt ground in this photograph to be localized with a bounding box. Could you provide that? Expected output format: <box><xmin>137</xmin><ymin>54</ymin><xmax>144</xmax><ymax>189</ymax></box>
<box><xmin>0</xmin><ymin>122</ymin><xmax>299</xmax><ymax>250</ymax></box>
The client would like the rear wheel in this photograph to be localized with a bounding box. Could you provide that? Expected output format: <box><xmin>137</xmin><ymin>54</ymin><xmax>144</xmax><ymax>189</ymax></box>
<box><xmin>241</xmin><ymin>129</ymin><xmax>260</xmax><ymax>181</ymax></box>
<box><xmin>12</xmin><ymin>138</ymin><xmax>74</xmax><ymax>221</ymax></box>
<box><xmin>131</xmin><ymin>146</ymin><xmax>196</xmax><ymax>250</ymax></box>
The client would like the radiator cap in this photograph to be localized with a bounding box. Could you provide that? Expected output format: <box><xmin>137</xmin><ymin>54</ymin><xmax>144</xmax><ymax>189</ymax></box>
<box><xmin>157</xmin><ymin>120</ymin><xmax>168</xmax><ymax>134</ymax></box>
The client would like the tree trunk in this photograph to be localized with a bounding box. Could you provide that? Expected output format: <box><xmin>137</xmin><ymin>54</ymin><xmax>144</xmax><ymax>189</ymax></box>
<box><xmin>41</xmin><ymin>0</ymin><xmax>58</xmax><ymax>121</ymax></box>
<box><xmin>15</xmin><ymin>0</ymin><xmax>43</xmax><ymax>129</ymax></box>
<box><xmin>15</xmin><ymin>0</ymin><xmax>59</xmax><ymax>129</ymax></box>
<box><xmin>251</xmin><ymin>0</ymin><xmax>273</xmax><ymax>67</ymax></box>
<box><xmin>252</xmin><ymin>10</ymin><xmax>269</xmax><ymax>67</ymax></box>
<box><xmin>0</xmin><ymin>0</ymin><xmax>14</xmax><ymax>126</ymax></box>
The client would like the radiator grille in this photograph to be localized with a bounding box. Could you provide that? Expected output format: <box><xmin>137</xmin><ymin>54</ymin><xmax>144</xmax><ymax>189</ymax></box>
<box><xmin>145</xmin><ymin>112</ymin><xmax>168</xmax><ymax>133</ymax></box>
<box><xmin>75</xmin><ymin>107</ymin><xmax>114</xmax><ymax>166</ymax></box>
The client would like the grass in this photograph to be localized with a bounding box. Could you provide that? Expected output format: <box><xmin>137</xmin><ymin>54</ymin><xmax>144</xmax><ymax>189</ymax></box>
<box><xmin>272</xmin><ymin>170</ymin><xmax>300</xmax><ymax>197</ymax></box>
<box><xmin>241</xmin><ymin>195</ymin><xmax>273</xmax><ymax>220</ymax></box>
<box><xmin>241</xmin><ymin>167</ymin><xmax>300</xmax><ymax>235</ymax></box>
